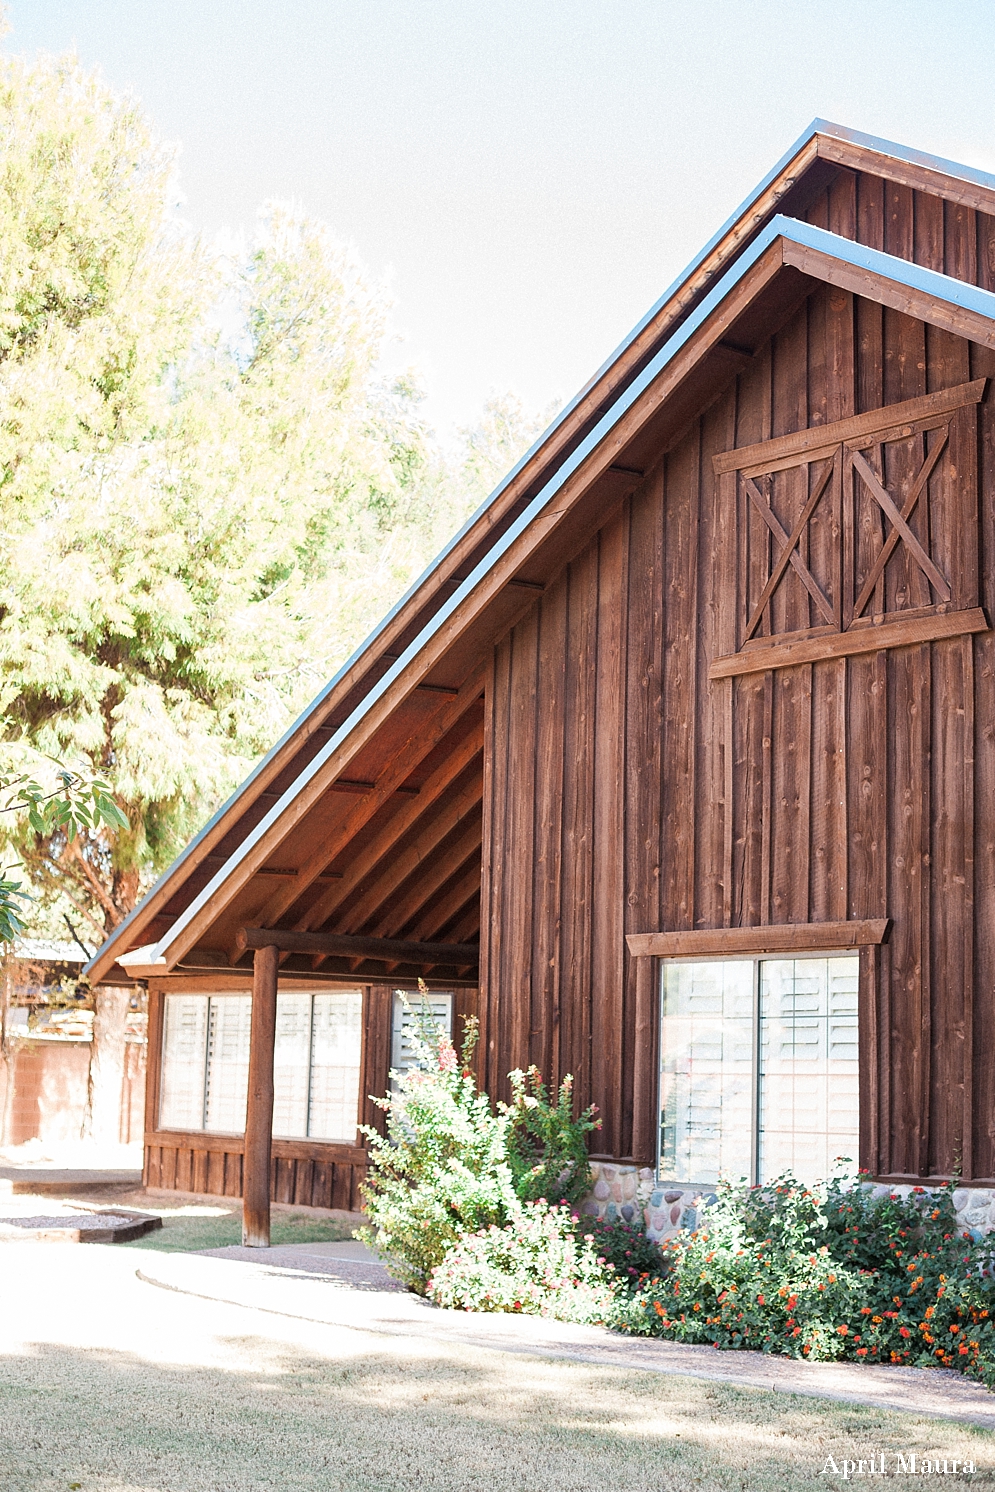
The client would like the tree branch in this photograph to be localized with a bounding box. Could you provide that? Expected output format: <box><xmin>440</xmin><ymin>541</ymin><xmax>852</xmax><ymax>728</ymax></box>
<box><xmin>62</xmin><ymin>839</ymin><xmax>121</xmax><ymax>927</ymax></box>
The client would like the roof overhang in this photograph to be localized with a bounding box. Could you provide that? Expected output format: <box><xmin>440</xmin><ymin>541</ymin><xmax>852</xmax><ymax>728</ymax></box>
<box><xmin>88</xmin><ymin>214</ymin><xmax>995</xmax><ymax>981</ymax></box>
<box><xmin>87</xmin><ymin>122</ymin><xmax>995</xmax><ymax>984</ymax></box>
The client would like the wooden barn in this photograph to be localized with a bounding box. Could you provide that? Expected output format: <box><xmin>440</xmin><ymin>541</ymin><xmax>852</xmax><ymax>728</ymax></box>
<box><xmin>88</xmin><ymin>121</ymin><xmax>995</xmax><ymax>1242</ymax></box>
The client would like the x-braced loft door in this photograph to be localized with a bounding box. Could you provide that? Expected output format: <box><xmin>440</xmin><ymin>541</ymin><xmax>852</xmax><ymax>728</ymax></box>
<box><xmin>712</xmin><ymin>378</ymin><xmax>985</xmax><ymax>666</ymax></box>
<box><xmin>706</xmin><ymin>377</ymin><xmax>988</xmax><ymax>938</ymax></box>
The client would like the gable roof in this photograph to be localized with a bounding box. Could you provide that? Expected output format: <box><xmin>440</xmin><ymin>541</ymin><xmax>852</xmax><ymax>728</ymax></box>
<box><xmin>86</xmin><ymin>122</ymin><xmax>995</xmax><ymax>985</ymax></box>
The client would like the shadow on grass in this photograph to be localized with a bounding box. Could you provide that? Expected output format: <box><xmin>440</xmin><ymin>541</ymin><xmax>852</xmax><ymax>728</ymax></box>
<box><xmin>122</xmin><ymin>1207</ymin><xmax>356</xmax><ymax>1254</ymax></box>
<box><xmin>1</xmin><ymin>1337</ymin><xmax>993</xmax><ymax>1492</ymax></box>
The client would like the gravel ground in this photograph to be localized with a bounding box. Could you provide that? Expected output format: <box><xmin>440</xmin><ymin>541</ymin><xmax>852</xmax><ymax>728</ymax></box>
<box><xmin>0</xmin><ymin>1213</ymin><xmax>135</xmax><ymax>1230</ymax></box>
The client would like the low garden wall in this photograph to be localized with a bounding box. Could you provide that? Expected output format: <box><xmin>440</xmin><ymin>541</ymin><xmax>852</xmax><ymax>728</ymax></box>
<box><xmin>580</xmin><ymin>1160</ymin><xmax>995</xmax><ymax>1241</ymax></box>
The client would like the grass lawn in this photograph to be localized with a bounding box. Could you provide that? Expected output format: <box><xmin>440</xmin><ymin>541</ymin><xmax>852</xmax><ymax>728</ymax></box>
<box><xmin>2</xmin><ymin>1331</ymin><xmax>993</xmax><ymax>1491</ymax></box>
<box><xmin>118</xmin><ymin>1195</ymin><xmax>356</xmax><ymax>1252</ymax></box>
<box><xmin>5</xmin><ymin>1196</ymin><xmax>991</xmax><ymax>1488</ymax></box>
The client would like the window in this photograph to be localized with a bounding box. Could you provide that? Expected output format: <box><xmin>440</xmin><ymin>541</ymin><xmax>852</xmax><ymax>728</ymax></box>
<box><xmin>390</xmin><ymin>990</ymin><xmax>453</xmax><ymax>1088</ymax></box>
<box><xmin>659</xmin><ymin>954</ymin><xmax>859</xmax><ymax>1187</ymax></box>
<box><xmin>159</xmin><ymin>990</ymin><xmax>363</xmax><ymax>1142</ymax></box>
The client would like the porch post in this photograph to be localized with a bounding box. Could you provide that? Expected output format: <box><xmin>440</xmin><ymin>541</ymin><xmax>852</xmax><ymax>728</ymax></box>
<box><xmin>242</xmin><ymin>943</ymin><xmax>279</xmax><ymax>1246</ymax></box>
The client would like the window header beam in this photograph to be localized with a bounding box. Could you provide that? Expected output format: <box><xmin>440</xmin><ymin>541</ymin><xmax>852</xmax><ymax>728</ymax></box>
<box><xmin>627</xmin><ymin>919</ymin><xmax>890</xmax><ymax>959</ymax></box>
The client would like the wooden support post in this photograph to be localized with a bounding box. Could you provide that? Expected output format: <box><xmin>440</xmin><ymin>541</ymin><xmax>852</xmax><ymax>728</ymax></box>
<box><xmin>242</xmin><ymin>943</ymin><xmax>278</xmax><ymax>1247</ymax></box>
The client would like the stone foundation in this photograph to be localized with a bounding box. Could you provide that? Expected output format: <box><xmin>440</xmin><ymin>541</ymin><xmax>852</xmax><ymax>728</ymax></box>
<box><xmin>579</xmin><ymin>1161</ymin><xmax>709</xmax><ymax>1242</ymax></box>
<box><xmin>580</xmin><ymin>1161</ymin><xmax>995</xmax><ymax>1242</ymax></box>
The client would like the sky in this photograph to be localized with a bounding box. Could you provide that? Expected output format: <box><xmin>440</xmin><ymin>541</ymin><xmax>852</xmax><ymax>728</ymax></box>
<box><xmin>10</xmin><ymin>1</ymin><xmax>995</xmax><ymax>437</ymax></box>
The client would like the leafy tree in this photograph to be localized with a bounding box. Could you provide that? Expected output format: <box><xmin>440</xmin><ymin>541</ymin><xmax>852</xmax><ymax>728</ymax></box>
<box><xmin>0</xmin><ymin>41</ymin><xmax>550</xmax><ymax>945</ymax></box>
<box><xmin>0</xmin><ymin>49</ymin><xmax>411</xmax><ymax>941</ymax></box>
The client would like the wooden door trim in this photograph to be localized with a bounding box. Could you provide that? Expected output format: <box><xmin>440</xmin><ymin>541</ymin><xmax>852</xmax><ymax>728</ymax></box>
<box><xmin>713</xmin><ymin>378</ymin><xmax>985</xmax><ymax>474</ymax></box>
<box><xmin>709</xmin><ymin>606</ymin><xmax>988</xmax><ymax>678</ymax></box>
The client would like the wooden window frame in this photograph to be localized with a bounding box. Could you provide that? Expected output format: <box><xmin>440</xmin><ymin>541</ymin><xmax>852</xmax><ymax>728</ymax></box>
<box><xmin>627</xmin><ymin>921</ymin><xmax>888</xmax><ymax>1180</ymax></box>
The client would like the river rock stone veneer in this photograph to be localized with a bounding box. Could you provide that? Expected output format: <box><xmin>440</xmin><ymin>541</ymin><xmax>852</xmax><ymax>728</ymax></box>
<box><xmin>579</xmin><ymin>1161</ymin><xmax>995</xmax><ymax>1243</ymax></box>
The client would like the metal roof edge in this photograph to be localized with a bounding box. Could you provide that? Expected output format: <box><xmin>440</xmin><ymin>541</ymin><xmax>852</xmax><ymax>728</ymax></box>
<box><xmin>87</xmin><ymin>125</ymin><xmax>825</xmax><ymax>979</ymax></box>
<box><xmin>140</xmin><ymin>217</ymin><xmax>995</xmax><ymax>970</ymax></box>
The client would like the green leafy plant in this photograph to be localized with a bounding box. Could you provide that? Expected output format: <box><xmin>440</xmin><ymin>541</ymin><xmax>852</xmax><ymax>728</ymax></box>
<box><xmin>578</xmin><ymin>1212</ymin><xmax>664</xmax><ymax>1293</ymax></box>
<box><xmin>502</xmin><ymin>1065</ymin><xmax>599</xmax><ymax>1207</ymax></box>
<box><xmin>428</xmin><ymin>1200</ymin><xmax>619</xmax><ymax>1324</ymax></box>
<box><xmin>0</xmin><ymin>759</ymin><xmax>128</xmax><ymax>944</ymax></box>
<box><xmin>623</xmin><ymin>1173</ymin><xmax>995</xmax><ymax>1388</ymax></box>
<box><xmin>358</xmin><ymin>1000</ymin><xmax>517</xmax><ymax>1294</ymax></box>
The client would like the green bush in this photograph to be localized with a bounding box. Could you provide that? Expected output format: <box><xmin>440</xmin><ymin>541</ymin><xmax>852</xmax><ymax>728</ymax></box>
<box><xmin>502</xmin><ymin>1066</ymin><xmax>599</xmax><ymax>1208</ymax></box>
<box><xmin>579</xmin><ymin>1212</ymin><xmax>665</xmax><ymax>1292</ymax></box>
<box><xmin>428</xmin><ymin>1200</ymin><xmax>619</xmax><ymax>1323</ymax></box>
<box><xmin>358</xmin><ymin>990</ymin><xmax>604</xmax><ymax>1293</ymax></box>
<box><xmin>623</xmin><ymin>1174</ymin><xmax>995</xmax><ymax>1388</ymax></box>
<box><xmin>358</xmin><ymin>1005</ymin><xmax>516</xmax><ymax>1294</ymax></box>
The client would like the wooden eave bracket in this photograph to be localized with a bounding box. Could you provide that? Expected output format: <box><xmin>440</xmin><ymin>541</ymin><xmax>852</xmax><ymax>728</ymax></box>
<box><xmin>626</xmin><ymin>919</ymin><xmax>890</xmax><ymax>959</ymax></box>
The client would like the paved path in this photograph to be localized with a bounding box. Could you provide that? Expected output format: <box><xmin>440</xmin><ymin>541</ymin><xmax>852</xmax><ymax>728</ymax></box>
<box><xmin>0</xmin><ymin>1165</ymin><xmax>142</xmax><ymax>1195</ymax></box>
<box><xmin>127</xmin><ymin>1240</ymin><xmax>995</xmax><ymax>1430</ymax></box>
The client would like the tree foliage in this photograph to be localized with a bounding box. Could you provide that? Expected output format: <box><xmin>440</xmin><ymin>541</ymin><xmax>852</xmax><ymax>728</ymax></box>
<box><xmin>0</xmin><ymin>44</ymin><xmax>550</xmax><ymax>943</ymax></box>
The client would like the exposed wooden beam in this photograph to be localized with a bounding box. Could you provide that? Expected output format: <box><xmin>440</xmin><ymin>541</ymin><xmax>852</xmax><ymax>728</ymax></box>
<box><xmin>408</xmin><ymin>862</ymin><xmax>481</xmax><ymax>944</ymax></box>
<box><xmin>235</xmin><ymin>926</ymin><xmax>479</xmax><ymax>967</ymax></box>
<box><xmin>370</xmin><ymin>819</ymin><xmax>483</xmax><ymax>942</ymax></box>
<box><xmin>250</xmin><ymin>667</ymin><xmax>486</xmax><ymax>933</ymax></box>
<box><xmin>295</xmin><ymin>719</ymin><xmax>484</xmax><ymax>935</ymax></box>
<box><xmin>329</xmin><ymin>783</ymin><xmax>483</xmax><ymax>942</ymax></box>
<box><xmin>203</xmin><ymin>856</ymin><xmax>343</xmax><ymax>882</ymax></box>
<box><xmin>381</xmin><ymin>865</ymin><xmax>481</xmax><ymax>974</ymax></box>
<box><xmin>331</xmin><ymin>779</ymin><xmax>419</xmax><ymax>796</ymax></box>
<box><xmin>446</xmin><ymin>902</ymin><xmax>481</xmax><ymax>946</ymax></box>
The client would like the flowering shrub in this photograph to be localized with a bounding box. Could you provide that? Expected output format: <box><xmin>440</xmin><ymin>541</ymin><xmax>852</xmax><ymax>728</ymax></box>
<box><xmin>502</xmin><ymin>1066</ymin><xmax>600</xmax><ymax>1208</ymax></box>
<box><xmin>580</xmin><ymin>1212</ymin><xmax>665</xmax><ymax>1292</ymax></box>
<box><xmin>623</xmin><ymin>1174</ymin><xmax>995</xmax><ymax>1388</ymax></box>
<box><xmin>358</xmin><ymin>1001</ymin><xmax>516</xmax><ymax>1294</ymax></box>
<box><xmin>428</xmin><ymin>1200</ymin><xmax>619</xmax><ymax>1323</ymax></box>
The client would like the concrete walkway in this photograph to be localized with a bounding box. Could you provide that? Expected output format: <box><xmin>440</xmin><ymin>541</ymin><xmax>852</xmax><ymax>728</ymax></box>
<box><xmin>133</xmin><ymin>1239</ymin><xmax>995</xmax><ymax>1430</ymax></box>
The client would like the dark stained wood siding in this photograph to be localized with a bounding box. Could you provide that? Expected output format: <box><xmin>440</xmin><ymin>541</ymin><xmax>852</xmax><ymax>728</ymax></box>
<box><xmin>481</xmin><ymin>171</ymin><xmax>995</xmax><ymax>1181</ymax></box>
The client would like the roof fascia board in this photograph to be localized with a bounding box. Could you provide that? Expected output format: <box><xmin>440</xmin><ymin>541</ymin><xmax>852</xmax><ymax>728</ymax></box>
<box><xmin>811</xmin><ymin>121</ymin><xmax>995</xmax><ymax>196</ymax></box>
<box><xmin>780</xmin><ymin>215</ymin><xmax>995</xmax><ymax>331</ymax></box>
<box><xmin>132</xmin><ymin>217</ymin><xmax>995</xmax><ymax>974</ymax></box>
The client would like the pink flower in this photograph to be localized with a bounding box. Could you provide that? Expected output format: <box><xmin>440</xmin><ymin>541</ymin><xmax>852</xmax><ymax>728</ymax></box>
<box><xmin>438</xmin><ymin>1042</ymin><xmax>458</xmax><ymax>1073</ymax></box>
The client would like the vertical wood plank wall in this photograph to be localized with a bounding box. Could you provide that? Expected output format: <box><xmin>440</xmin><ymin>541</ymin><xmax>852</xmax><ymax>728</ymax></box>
<box><xmin>482</xmin><ymin>168</ymin><xmax>995</xmax><ymax>1183</ymax></box>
